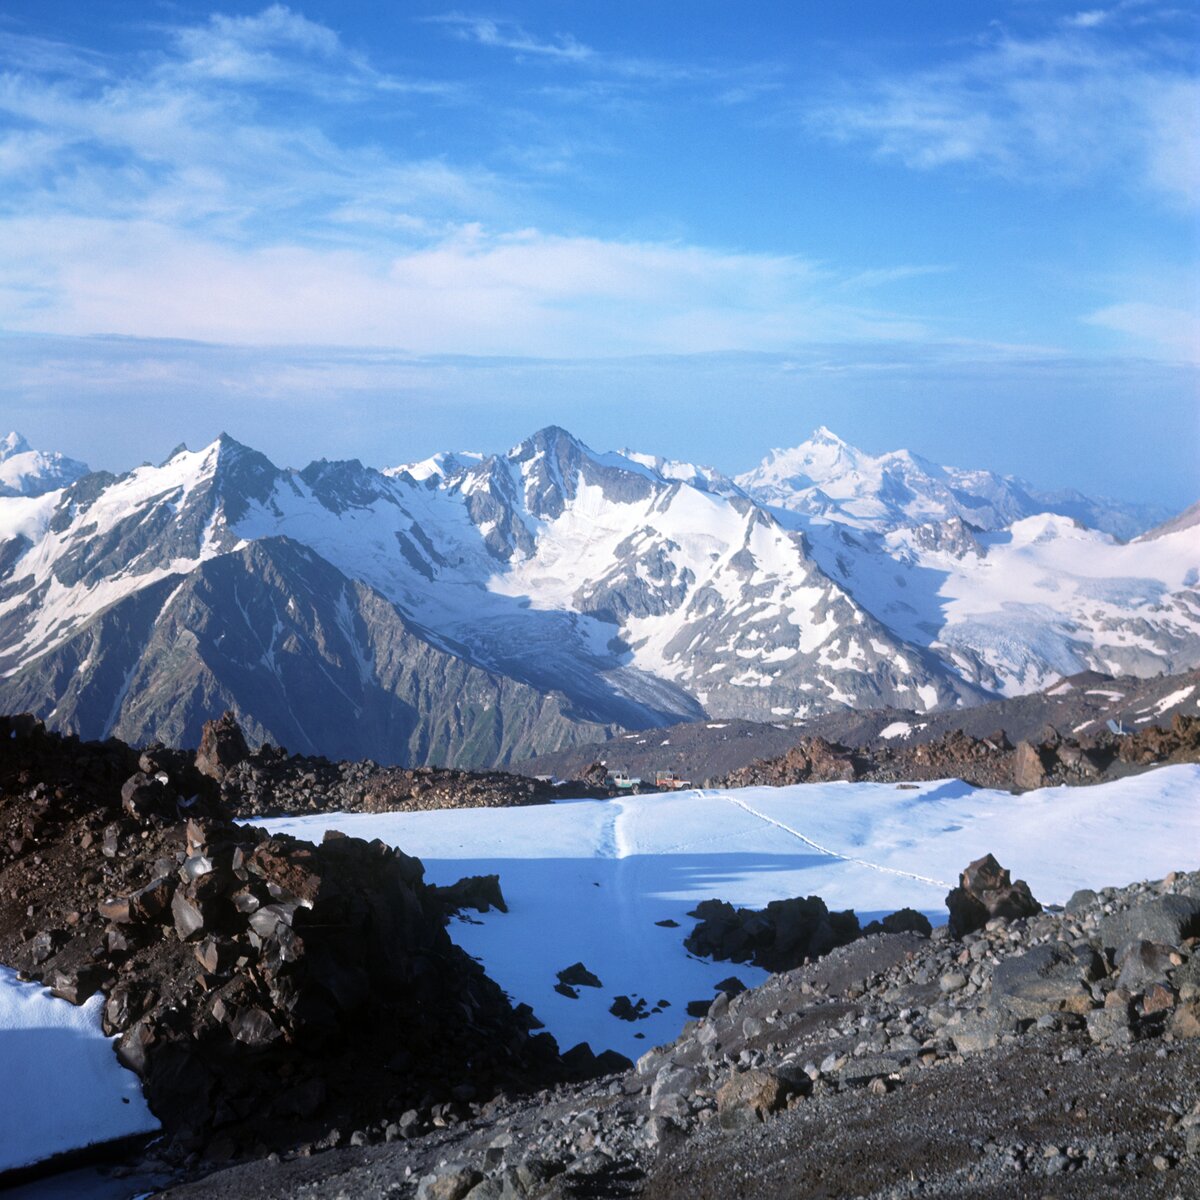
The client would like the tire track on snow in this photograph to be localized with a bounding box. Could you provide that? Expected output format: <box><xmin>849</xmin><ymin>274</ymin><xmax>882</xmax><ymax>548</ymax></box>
<box><xmin>718</xmin><ymin>792</ymin><xmax>953</xmax><ymax>889</ymax></box>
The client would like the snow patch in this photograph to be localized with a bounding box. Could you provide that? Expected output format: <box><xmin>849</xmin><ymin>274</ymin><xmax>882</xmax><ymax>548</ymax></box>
<box><xmin>0</xmin><ymin>967</ymin><xmax>158</xmax><ymax>1172</ymax></box>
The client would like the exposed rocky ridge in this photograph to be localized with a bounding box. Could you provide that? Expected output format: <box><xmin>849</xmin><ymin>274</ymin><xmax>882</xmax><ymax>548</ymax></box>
<box><xmin>0</xmin><ymin>717</ymin><xmax>618</xmax><ymax>1173</ymax></box>
<box><xmin>191</xmin><ymin>709</ymin><xmax>566</xmax><ymax>819</ymax></box>
<box><xmin>512</xmin><ymin>668</ymin><xmax>1200</xmax><ymax>788</ymax></box>
<box><xmin>0</xmin><ymin>535</ymin><xmax>621</xmax><ymax>770</ymax></box>
<box><xmin>216</xmin><ymin>749</ymin><xmax>558</xmax><ymax>819</ymax></box>
<box><xmin>714</xmin><ymin>713</ymin><xmax>1200</xmax><ymax>792</ymax></box>
<box><xmin>154</xmin><ymin>862</ymin><xmax>1200</xmax><ymax>1199</ymax></box>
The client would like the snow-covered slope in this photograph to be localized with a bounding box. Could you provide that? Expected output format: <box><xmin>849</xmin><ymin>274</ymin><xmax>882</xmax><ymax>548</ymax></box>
<box><xmin>259</xmin><ymin>764</ymin><xmax>1200</xmax><ymax>1059</ymax></box>
<box><xmin>738</xmin><ymin>427</ymin><xmax>1169</xmax><ymax>538</ymax></box>
<box><xmin>0</xmin><ymin>431</ymin><xmax>89</xmax><ymax>499</ymax></box>
<box><xmin>799</xmin><ymin>511</ymin><xmax>1200</xmax><ymax>696</ymax></box>
<box><xmin>0</xmin><ymin>425</ymin><xmax>1194</xmax><ymax>764</ymax></box>
<box><xmin>0</xmin><ymin>966</ymin><xmax>158</xmax><ymax>1172</ymax></box>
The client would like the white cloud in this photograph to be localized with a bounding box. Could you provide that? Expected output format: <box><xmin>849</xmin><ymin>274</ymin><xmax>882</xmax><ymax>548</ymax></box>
<box><xmin>0</xmin><ymin>9</ymin><xmax>948</xmax><ymax>359</ymax></box>
<box><xmin>810</xmin><ymin>22</ymin><xmax>1200</xmax><ymax>209</ymax></box>
<box><xmin>1084</xmin><ymin>301</ymin><xmax>1200</xmax><ymax>359</ymax></box>
<box><xmin>173</xmin><ymin>4</ymin><xmax>343</xmax><ymax>82</ymax></box>
<box><xmin>431</xmin><ymin>15</ymin><xmax>593</xmax><ymax>63</ymax></box>
<box><xmin>0</xmin><ymin>42</ymin><xmax>495</xmax><ymax>235</ymax></box>
<box><xmin>1065</xmin><ymin>10</ymin><xmax>1110</xmax><ymax>29</ymax></box>
<box><xmin>427</xmin><ymin>11</ymin><xmax>722</xmax><ymax>84</ymax></box>
<box><xmin>0</xmin><ymin>215</ymin><xmax>933</xmax><ymax>356</ymax></box>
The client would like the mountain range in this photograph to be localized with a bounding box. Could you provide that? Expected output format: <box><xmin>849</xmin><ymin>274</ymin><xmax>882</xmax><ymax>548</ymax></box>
<box><xmin>0</xmin><ymin>426</ymin><xmax>1195</xmax><ymax>766</ymax></box>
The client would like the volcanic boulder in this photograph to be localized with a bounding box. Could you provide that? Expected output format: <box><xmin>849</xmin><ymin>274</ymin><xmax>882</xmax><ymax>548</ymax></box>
<box><xmin>195</xmin><ymin>711</ymin><xmax>251</xmax><ymax>782</ymax></box>
<box><xmin>945</xmin><ymin>853</ymin><xmax>1041</xmax><ymax>937</ymax></box>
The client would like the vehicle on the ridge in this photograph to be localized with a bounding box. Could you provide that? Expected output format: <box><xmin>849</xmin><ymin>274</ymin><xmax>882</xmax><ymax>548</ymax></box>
<box><xmin>606</xmin><ymin>770</ymin><xmax>641</xmax><ymax>791</ymax></box>
<box><xmin>654</xmin><ymin>770</ymin><xmax>692</xmax><ymax>791</ymax></box>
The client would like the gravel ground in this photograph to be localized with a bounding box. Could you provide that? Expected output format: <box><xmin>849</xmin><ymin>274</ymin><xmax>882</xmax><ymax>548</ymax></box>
<box><xmin>151</xmin><ymin>872</ymin><xmax>1200</xmax><ymax>1200</ymax></box>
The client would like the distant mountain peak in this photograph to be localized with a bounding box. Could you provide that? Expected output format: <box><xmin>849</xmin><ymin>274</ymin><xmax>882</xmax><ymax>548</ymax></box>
<box><xmin>739</xmin><ymin>430</ymin><xmax>1166</xmax><ymax>539</ymax></box>
<box><xmin>0</xmin><ymin>431</ymin><xmax>32</xmax><ymax>460</ymax></box>
<box><xmin>0</xmin><ymin>432</ymin><xmax>89</xmax><ymax>498</ymax></box>
<box><xmin>509</xmin><ymin>424</ymin><xmax>587</xmax><ymax>460</ymax></box>
<box><xmin>808</xmin><ymin>425</ymin><xmax>847</xmax><ymax>445</ymax></box>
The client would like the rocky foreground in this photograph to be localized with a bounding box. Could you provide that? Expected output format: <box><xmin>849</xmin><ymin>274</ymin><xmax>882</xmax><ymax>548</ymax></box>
<box><xmin>2</xmin><ymin>712</ymin><xmax>1199</xmax><ymax>1198</ymax></box>
<box><xmin>0</xmin><ymin>715</ymin><xmax>621</xmax><ymax>1174</ymax></box>
<box><xmin>159</xmin><ymin>863</ymin><xmax>1200</xmax><ymax>1199</ymax></box>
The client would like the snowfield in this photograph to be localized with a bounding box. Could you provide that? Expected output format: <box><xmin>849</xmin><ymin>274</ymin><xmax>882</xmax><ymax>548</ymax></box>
<box><xmin>260</xmin><ymin>765</ymin><xmax>1200</xmax><ymax>1060</ymax></box>
<box><xmin>0</xmin><ymin>967</ymin><xmax>158</xmax><ymax>1174</ymax></box>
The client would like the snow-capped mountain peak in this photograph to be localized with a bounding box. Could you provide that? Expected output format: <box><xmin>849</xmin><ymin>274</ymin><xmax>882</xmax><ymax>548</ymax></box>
<box><xmin>0</xmin><ymin>432</ymin><xmax>32</xmax><ymax>459</ymax></box>
<box><xmin>750</xmin><ymin>427</ymin><xmax>865</xmax><ymax>488</ymax></box>
<box><xmin>737</xmin><ymin>430</ymin><xmax>1169</xmax><ymax>539</ymax></box>
<box><xmin>0</xmin><ymin>431</ymin><xmax>90</xmax><ymax>499</ymax></box>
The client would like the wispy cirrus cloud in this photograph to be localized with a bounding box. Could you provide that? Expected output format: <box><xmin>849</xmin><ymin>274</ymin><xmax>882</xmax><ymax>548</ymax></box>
<box><xmin>0</xmin><ymin>7</ymin><xmax>495</xmax><ymax>239</ymax></box>
<box><xmin>808</xmin><ymin>13</ymin><xmax>1200</xmax><ymax>209</ymax></box>
<box><xmin>167</xmin><ymin>3</ymin><xmax>454</xmax><ymax>97</ymax></box>
<box><xmin>1085</xmin><ymin>302</ymin><xmax>1200</xmax><ymax>359</ymax></box>
<box><xmin>430</xmin><ymin>14</ymin><xmax>594</xmax><ymax>64</ymax></box>
<box><xmin>427</xmin><ymin>11</ymin><xmax>731</xmax><ymax>84</ymax></box>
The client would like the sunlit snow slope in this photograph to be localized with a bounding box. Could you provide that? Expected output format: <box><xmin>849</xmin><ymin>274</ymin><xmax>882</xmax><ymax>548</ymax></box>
<box><xmin>260</xmin><ymin>765</ymin><xmax>1200</xmax><ymax>1059</ymax></box>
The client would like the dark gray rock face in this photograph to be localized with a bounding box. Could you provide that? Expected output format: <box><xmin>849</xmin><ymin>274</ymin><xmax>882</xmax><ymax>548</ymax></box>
<box><xmin>0</xmin><ymin>537</ymin><xmax>619</xmax><ymax>769</ymax></box>
<box><xmin>1097</xmin><ymin>894</ymin><xmax>1200</xmax><ymax>952</ymax></box>
<box><xmin>989</xmin><ymin>942</ymin><xmax>1104</xmax><ymax>1019</ymax></box>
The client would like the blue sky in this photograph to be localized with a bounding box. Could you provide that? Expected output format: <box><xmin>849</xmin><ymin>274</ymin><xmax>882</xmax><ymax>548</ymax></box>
<box><xmin>0</xmin><ymin>1</ymin><xmax>1197</xmax><ymax>507</ymax></box>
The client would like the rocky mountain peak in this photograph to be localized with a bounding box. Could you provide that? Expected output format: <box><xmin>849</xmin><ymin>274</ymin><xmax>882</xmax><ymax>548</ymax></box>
<box><xmin>508</xmin><ymin>424</ymin><xmax>584</xmax><ymax>462</ymax></box>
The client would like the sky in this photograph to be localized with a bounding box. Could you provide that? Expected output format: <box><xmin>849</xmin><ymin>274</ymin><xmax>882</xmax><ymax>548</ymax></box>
<box><xmin>0</xmin><ymin>1</ymin><xmax>1197</xmax><ymax>508</ymax></box>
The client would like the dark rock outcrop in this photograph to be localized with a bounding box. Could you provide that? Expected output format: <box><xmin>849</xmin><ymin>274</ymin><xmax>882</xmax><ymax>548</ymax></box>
<box><xmin>945</xmin><ymin>854</ymin><xmax>1041</xmax><ymax>937</ymax></box>
<box><xmin>0</xmin><ymin>715</ymin><xmax>579</xmax><ymax>1164</ymax></box>
<box><xmin>685</xmin><ymin>895</ymin><xmax>862</xmax><ymax>973</ymax></box>
<box><xmin>194</xmin><ymin>711</ymin><xmax>251</xmax><ymax>782</ymax></box>
<box><xmin>714</xmin><ymin>713</ymin><xmax>1200</xmax><ymax>794</ymax></box>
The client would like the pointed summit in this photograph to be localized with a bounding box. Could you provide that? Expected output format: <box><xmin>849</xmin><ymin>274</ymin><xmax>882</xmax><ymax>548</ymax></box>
<box><xmin>0</xmin><ymin>432</ymin><xmax>89</xmax><ymax>497</ymax></box>
<box><xmin>0</xmin><ymin>432</ymin><xmax>32</xmax><ymax>460</ymax></box>
<box><xmin>509</xmin><ymin>424</ymin><xmax>588</xmax><ymax>462</ymax></box>
<box><xmin>808</xmin><ymin>425</ymin><xmax>847</xmax><ymax>446</ymax></box>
